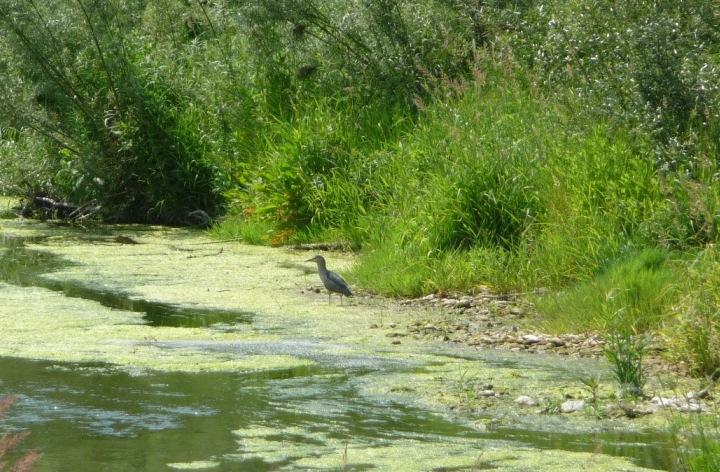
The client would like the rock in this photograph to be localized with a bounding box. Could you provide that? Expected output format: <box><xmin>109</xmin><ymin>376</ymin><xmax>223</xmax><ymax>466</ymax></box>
<box><xmin>521</xmin><ymin>334</ymin><xmax>541</xmax><ymax>345</ymax></box>
<box><xmin>622</xmin><ymin>404</ymin><xmax>657</xmax><ymax>418</ymax></box>
<box><xmin>649</xmin><ymin>396</ymin><xmax>703</xmax><ymax>412</ymax></box>
<box><xmin>388</xmin><ymin>322</ymin><xmax>397</xmax><ymax>328</ymax></box>
<box><xmin>510</xmin><ymin>307</ymin><xmax>524</xmax><ymax>316</ymax></box>
<box><xmin>391</xmin><ymin>340</ymin><xmax>402</xmax><ymax>345</ymax></box>
<box><xmin>476</xmin><ymin>389</ymin><xmax>496</xmax><ymax>397</ymax></box>
<box><xmin>457</xmin><ymin>297</ymin><xmax>473</xmax><ymax>308</ymax></box>
<box><xmin>480</xmin><ymin>383</ymin><xmax>493</xmax><ymax>390</ymax></box>
<box><xmin>369</xmin><ymin>323</ymin><xmax>379</xmax><ymax>329</ymax></box>
<box><xmin>560</xmin><ymin>399</ymin><xmax>585</xmax><ymax>413</ymax></box>
<box><xmin>650</xmin><ymin>396</ymin><xmax>679</xmax><ymax>409</ymax></box>
<box><xmin>515</xmin><ymin>395</ymin><xmax>538</xmax><ymax>407</ymax></box>
<box><xmin>442</xmin><ymin>298</ymin><xmax>459</xmax><ymax>307</ymax></box>
<box><xmin>688</xmin><ymin>388</ymin><xmax>710</xmax><ymax>400</ymax></box>
<box><xmin>678</xmin><ymin>402</ymin><xmax>704</xmax><ymax>413</ymax></box>
<box><xmin>547</xmin><ymin>337</ymin><xmax>566</xmax><ymax>347</ymax></box>
<box><xmin>678</xmin><ymin>401</ymin><xmax>705</xmax><ymax>413</ymax></box>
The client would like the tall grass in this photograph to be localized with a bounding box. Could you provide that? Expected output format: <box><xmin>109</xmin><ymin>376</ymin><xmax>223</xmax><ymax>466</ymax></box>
<box><xmin>672</xmin><ymin>414</ymin><xmax>720</xmax><ymax>472</ymax></box>
<box><xmin>669</xmin><ymin>247</ymin><xmax>720</xmax><ymax>377</ymax></box>
<box><xmin>352</xmin><ymin>71</ymin><xmax>663</xmax><ymax>296</ymax></box>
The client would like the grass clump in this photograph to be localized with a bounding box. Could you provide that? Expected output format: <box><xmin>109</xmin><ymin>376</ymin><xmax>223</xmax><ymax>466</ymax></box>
<box><xmin>604</xmin><ymin>331</ymin><xmax>648</xmax><ymax>398</ymax></box>
<box><xmin>209</xmin><ymin>215</ymin><xmax>275</xmax><ymax>246</ymax></box>
<box><xmin>536</xmin><ymin>249</ymin><xmax>674</xmax><ymax>333</ymax></box>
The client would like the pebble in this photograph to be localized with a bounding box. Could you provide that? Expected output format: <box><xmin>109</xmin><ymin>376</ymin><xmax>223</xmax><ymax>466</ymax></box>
<box><xmin>678</xmin><ymin>402</ymin><xmax>704</xmax><ymax>413</ymax></box>
<box><xmin>401</xmin><ymin>290</ymin><xmax>688</xmax><ymax>379</ymax></box>
<box><xmin>688</xmin><ymin>388</ymin><xmax>710</xmax><ymax>400</ymax></box>
<box><xmin>560</xmin><ymin>399</ymin><xmax>585</xmax><ymax>413</ymax></box>
<box><xmin>386</xmin><ymin>332</ymin><xmax>406</xmax><ymax>338</ymax></box>
<box><xmin>515</xmin><ymin>395</ymin><xmax>538</xmax><ymax>407</ymax></box>
<box><xmin>651</xmin><ymin>396</ymin><xmax>704</xmax><ymax>412</ymax></box>
<box><xmin>476</xmin><ymin>389</ymin><xmax>496</xmax><ymax>397</ymax></box>
<box><xmin>457</xmin><ymin>297</ymin><xmax>473</xmax><ymax>309</ymax></box>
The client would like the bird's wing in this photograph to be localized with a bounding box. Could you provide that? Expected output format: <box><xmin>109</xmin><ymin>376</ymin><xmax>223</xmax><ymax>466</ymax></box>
<box><xmin>327</xmin><ymin>270</ymin><xmax>352</xmax><ymax>295</ymax></box>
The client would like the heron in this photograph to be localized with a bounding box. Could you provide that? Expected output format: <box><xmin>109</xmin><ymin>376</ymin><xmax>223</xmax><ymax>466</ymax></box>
<box><xmin>306</xmin><ymin>255</ymin><xmax>352</xmax><ymax>304</ymax></box>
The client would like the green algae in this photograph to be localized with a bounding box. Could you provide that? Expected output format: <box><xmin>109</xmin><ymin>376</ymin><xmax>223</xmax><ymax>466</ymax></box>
<box><xmin>231</xmin><ymin>425</ymin><xmax>658</xmax><ymax>471</ymax></box>
<box><xmin>166</xmin><ymin>461</ymin><xmax>220</xmax><ymax>469</ymax></box>
<box><xmin>0</xmin><ymin>282</ymin><xmax>312</xmax><ymax>373</ymax></box>
<box><xmin>0</xmin><ymin>219</ymin><xmax>693</xmax><ymax>469</ymax></box>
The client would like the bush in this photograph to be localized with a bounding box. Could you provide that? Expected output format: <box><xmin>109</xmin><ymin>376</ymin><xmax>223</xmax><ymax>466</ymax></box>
<box><xmin>0</xmin><ymin>0</ymin><xmax>222</xmax><ymax>223</ymax></box>
<box><xmin>498</xmin><ymin>0</ymin><xmax>720</xmax><ymax>169</ymax></box>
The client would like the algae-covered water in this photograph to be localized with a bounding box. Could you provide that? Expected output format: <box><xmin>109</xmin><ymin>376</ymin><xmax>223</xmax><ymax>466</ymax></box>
<box><xmin>0</xmin><ymin>217</ymin><xmax>678</xmax><ymax>471</ymax></box>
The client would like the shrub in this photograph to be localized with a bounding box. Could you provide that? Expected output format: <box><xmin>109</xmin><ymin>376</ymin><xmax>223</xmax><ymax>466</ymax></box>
<box><xmin>0</xmin><ymin>0</ymin><xmax>224</xmax><ymax>223</ymax></box>
<box><xmin>498</xmin><ymin>0</ymin><xmax>720</xmax><ymax>169</ymax></box>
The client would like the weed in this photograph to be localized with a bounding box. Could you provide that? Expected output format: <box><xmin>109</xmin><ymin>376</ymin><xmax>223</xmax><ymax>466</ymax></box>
<box><xmin>604</xmin><ymin>331</ymin><xmax>648</xmax><ymax>398</ymax></box>
<box><xmin>580</xmin><ymin>374</ymin><xmax>603</xmax><ymax>419</ymax></box>
<box><xmin>0</xmin><ymin>395</ymin><xmax>41</xmax><ymax>472</ymax></box>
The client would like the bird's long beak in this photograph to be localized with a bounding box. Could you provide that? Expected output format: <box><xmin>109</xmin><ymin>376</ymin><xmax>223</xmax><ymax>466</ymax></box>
<box><xmin>305</xmin><ymin>257</ymin><xmax>315</xmax><ymax>262</ymax></box>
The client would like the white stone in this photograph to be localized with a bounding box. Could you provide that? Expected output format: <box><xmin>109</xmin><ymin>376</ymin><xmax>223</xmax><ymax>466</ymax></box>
<box><xmin>651</xmin><ymin>396</ymin><xmax>679</xmax><ymax>408</ymax></box>
<box><xmin>560</xmin><ymin>399</ymin><xmax>585</xmax><ymax>413</ymax></box>
<box><xmin>514</xmin><ymin>395</ymin><xmax>538</xmax><ymax>407</ymax></box>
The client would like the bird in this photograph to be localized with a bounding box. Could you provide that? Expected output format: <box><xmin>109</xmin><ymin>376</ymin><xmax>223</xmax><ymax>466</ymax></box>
<box><xmin>306</xmin><ymin>255</ymin><xmax>352</xmax><ymax>305</ymax></box>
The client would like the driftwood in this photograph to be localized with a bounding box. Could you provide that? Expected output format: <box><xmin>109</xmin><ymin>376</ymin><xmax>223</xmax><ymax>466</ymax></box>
<box><xmin>25</xmin><ymin>196</ymin><xmax>101</xmax><ymax>221</ymax></box>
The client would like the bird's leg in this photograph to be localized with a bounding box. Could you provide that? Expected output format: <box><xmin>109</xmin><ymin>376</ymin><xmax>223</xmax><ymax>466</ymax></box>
<box><xmin>328</xmin><ymin>291</ymin><xmax>331</xmax><ymax>305</ymax></box>
<box><xmin>340</xmin><ymin>294</ymin><xmax>343</xmax><ymax>305</ymax></box>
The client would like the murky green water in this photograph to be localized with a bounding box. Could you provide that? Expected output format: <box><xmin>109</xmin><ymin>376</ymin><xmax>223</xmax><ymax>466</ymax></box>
<box><xmin>0</xmin><ymin>225</ymin><xmax>679</xmax><ymax>471</ymax></box>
